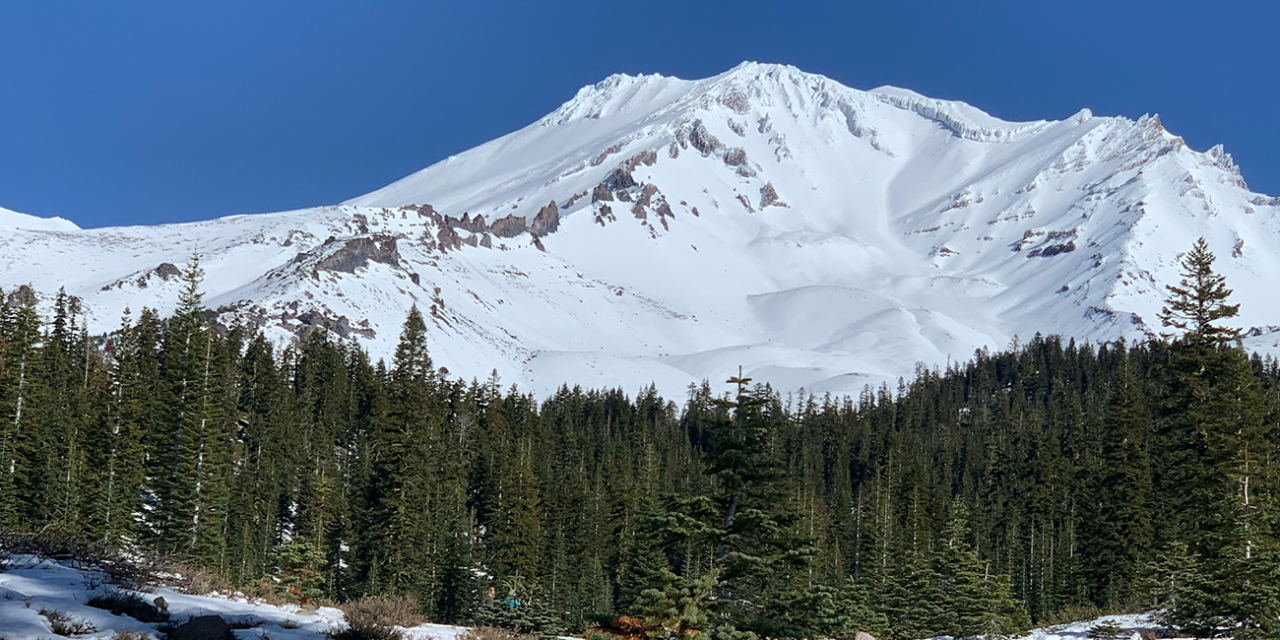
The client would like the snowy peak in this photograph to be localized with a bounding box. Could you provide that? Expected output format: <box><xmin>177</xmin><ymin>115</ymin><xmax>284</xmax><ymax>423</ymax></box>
<box><xmin>0</xmin><ymin>206</ymin><xmax>79</xmax><ymax>232</ymax></box>
<box><xmin>3</xmin><ymin>63</ymin><xmax>1280</xmax><ymax>399</ymax></box>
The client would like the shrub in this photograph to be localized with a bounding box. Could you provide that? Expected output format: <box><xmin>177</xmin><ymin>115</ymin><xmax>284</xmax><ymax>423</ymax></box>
<box><xmin>162</xmin><ymin>564</ymin><xmax>235</xmax><ymax>596</ymax></box>
<box><xmin>459</xmin><ymin>626</ymin><xmax>540</xmax><ymax>640</ymax></box>
<box><xmin>1</xmin><ymin>529</ymin><xmax>167</xmax><ymax>589</ymax></box>
<box><xmin>327</xmin><ymin>594</ymin><xmax>424</xmax><ymax>640</ymax></box>
<box><xmin>39</xmin><ymin>609</ymin><xmax>98</xmax><ymax>636</ymax></box>
<box><xmin>87</xmin><ymin>588</ymin><xmax>169</xmax><ymax>623</ymax></box>
<box><xmin>1038</xmin><ymin>603</ymin><xmax>1116</xmax><ymax>628</ymax></box>
<box><xmin>1089</xmin><ymin>621</ymin><xmax>1127</xmax><ymax>640</ymax></box>
<box><xmin>326</xmin><ymin>622</ymin><xmax>404</xmax><ymax>640</ymax></box>
<box><xmin>111</xmin><ymin>631</ymin><xmax>151</xmax><ymax>640</ymax></box>
<box><xmin>340</xmin><ymin>594</ymin><xmax>423</xmax><ymax>629</ymax></box>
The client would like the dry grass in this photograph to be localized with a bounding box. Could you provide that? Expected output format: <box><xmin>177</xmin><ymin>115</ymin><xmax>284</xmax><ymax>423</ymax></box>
<box><xmin>161</xmin><ymin>563</ymin><xmax>235</xmax><ymax>596</ymax></box>
<box><xmin>39</xmin><ymin>609</ymin><xmax>98</xmax><ymax>636</ymax></box>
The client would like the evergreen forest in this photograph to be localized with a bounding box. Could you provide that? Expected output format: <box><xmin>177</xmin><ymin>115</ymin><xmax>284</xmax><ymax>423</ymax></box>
<box><xmin>2</xmin><ymin>239</ymin><xmax>1279</xmax><ymax>640</ymax></box>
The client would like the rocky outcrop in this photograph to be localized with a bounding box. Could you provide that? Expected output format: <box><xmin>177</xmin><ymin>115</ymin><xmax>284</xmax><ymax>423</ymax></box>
<box><xmin>604</xmin><ymin>166</ymin><xmax>638</xmax><ymax>191</ymax></box>
<box><xmin>760</xmin><ymin>182</ymin><xmax>787</xmax><ymax>209</ymax></box>
<box><xmin>437</xmin><ymin>226</ymin><xmax>462</xmax><ymax>251</ymax></box>
<box><xmin>489</xmin><ymin>214</ymin><xmax>527</xmax><ymax>238</ymax></box>
<box><xmin>592</xmin><ymin>183</ymin><xmax>615</xmax><ymax>203</ymax></box>
<box><xmin>400</xmin><ymin>203</ymin><xmax>442</xmax><ymax>226</ymax></box>
<box><xmin>315</xmin><ymin>236</ymin><xmax>401</xmax><ymax>273</ymax></box>
<box><xmin>723</xmin><ymin>147</ymin><xmax>748</xmax><ymax>166</ymax></box>
<box><xmin>531</xmin><ymin>201</ymin><xmax>560</xmax><ymax>236</ymax></box>
<box><xmin>446</xmin><ymin>212</ymin><xmax>488</xmax><ymax>233</ymax></box>
<box><xmin>689</xmin><ymin>120</ymin><xmax>722</xmax><ymax>156</ymax></box>
<box><xmin>100</xmin><ymin>262</ymin><xmax>182</xmax><ymax>291</ymax></box>
<box><xmin>563</xmin><ymin>190</ymin><xmax>588</xmax><ymax>208</ymax></box>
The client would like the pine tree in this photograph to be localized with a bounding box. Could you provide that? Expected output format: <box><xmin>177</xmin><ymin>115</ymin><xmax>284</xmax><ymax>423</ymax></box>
<box><xmin>355</xmin><ymin>306</ymin><xmax>441</xmax><ymax>600</ymax></box>
<box><xmin>1080</xmin><ymin>348</ymin><xmax>1153</xmax><ymax>608</ymax></box>
<box><xmin>84</xmin><ymin>309</ymin><xmax>147</xmax><ymax>543</ymax></box>
<box><xmin>0</xmin><ymin>287</ymin><xmax>41</xmax><ymax>527</ymax></box>
<box><xmin>634</xmin><ymin>568</ymin><xmax>718</xmax><ymax>640</ymax></box>
<box><xmin>1158</xmin><ymin>237</ymin><xmax>1241</xmax><ymax>346</ymax></box>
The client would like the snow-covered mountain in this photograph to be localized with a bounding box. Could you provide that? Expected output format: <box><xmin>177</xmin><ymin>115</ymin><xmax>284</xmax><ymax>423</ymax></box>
<box><xmin>4</xmin><ymin>62</ymin><xmax>1280</xmax><ymax>398</ymax></box>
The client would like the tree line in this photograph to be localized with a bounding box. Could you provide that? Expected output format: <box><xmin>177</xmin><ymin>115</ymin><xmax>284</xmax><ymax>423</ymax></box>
<box><xmin>1</xmin><ymin>240</ymin><xmax>1279</xmax><ymax>639</ymax></box>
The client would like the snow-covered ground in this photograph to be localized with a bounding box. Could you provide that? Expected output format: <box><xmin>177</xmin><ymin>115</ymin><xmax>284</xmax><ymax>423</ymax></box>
<box><xmin>3</xmin><ymin>62</ymin><xmax>1279</xmax><ymax>399</ymax></box>
<box><xmin>0</xmin><ymin>555</ymin><xmax>1170</xmax><ymax>640</ymax></box>
<box><xmin>0</xmin><ymin>556</ymin><xmax>466</xmax><ymax>640</ymax></box>
<box><xmin>1021</xmin><ymin>615</ymin><xmax>1162</xmax><ymax>640</ymax></box>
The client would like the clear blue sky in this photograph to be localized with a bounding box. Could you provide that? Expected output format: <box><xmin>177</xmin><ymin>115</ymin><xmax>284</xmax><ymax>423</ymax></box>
<box><xmin>2</xmin><ymin>1</ymin><xmax>1276</xmax><ymax>228</ymax></box>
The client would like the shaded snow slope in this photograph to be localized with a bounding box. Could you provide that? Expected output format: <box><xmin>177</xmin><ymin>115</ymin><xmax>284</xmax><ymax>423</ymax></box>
<box><xmin>3</xmin><ymin>62</ymin><xmax>1280</xmax><ymax>399</ymax></box>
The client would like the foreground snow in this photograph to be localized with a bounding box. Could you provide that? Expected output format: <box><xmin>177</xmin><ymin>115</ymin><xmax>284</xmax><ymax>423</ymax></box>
<box><xmin>3</xmin><ymin>62</ymin><xmax>1279</xmax><ymax>399</ymax></box>
<box><xmin>0</xmin><ymin>556</ymin><xmax>466</xmax><ymax>640</ymax></box>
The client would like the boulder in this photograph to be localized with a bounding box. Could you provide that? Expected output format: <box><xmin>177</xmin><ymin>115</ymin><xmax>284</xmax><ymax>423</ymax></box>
<box><xmin>170</xmin><ymin>615</ymin><xmax>235</xmax><ymax>640</ymax></box>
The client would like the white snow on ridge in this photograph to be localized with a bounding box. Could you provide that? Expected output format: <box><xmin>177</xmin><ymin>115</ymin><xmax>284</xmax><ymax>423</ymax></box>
<box><xmin>2</xmin><ymin>62</ymin><xmax>1279</xmax><ymax>400</ymax></box>
<box><xmin>0</xmin><ymin>206</ymin><xmax>79</xmax><ymax>232</ymax></box>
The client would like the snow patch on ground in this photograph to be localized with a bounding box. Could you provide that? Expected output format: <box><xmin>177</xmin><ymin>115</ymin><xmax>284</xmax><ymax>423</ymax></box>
<box><xmin>0</xmin><ymin>557</ymin><xmax>465</xmax><ymax>640</ymax></box>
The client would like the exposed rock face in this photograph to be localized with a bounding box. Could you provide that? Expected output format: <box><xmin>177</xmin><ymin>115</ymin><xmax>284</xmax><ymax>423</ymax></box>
<box><xmin>530</xmin><ymin>201</ymin><xmax>560</xmax><ymax>236</ymax></box>
<box><xmin>760</xmin><ymin>182</ymin><xmax>787</xmax><ymax>208</ymax></box>
<box><xmin>315</xmin><ymin>236</ymin><xmax>401</xmax><ymax>273</ymax></box>
<box><xmin>604</xmin><ymin>166</ymin><xmax>638</xmax><ymax>191</ymax></box>
<box><xmin>592</xmin><ymin>183</ymin><xmax>615</xmax><ymax>203</ymax></box>
<box><xmin>447</xmin><ymin>212</ymin><xmax>488</xmax><ymax>233</ymax></box>
<box><xmin>297</xmin><ymin>309</ymin><xmax>359</xmax><ymax>338</ymax></box>
<box><xmin>689</xmin><ymin>120</ymin><xmax>722</xmax><ymax>156</ymax></box>
<box><xmin>170</xmin><ymin>616</ymin><xmax>235</xmax><ymax>640</ymax></box>
<box><xmin>100</xmin><ymin>262</ymin><xmax>183</xmax><ymax>291</ymax></box>
<box><xmin>563</xmin><ymin>190</ymin><xmax>589</xmax><ymax>208</ymax></box>
<box><xmin>400</xmin><ymin>203</ymin><xmax>442</xmax><ymax>225</ymax></box>
<box><xmin>153</xmin><ymin>262</ymin><xmax>182</xmax><ymax>281</ymax></box>
<box><xmin>723</xmin><ymin>147</ymin><xmax>748</xmax><ymax>167</ymax></box>
<box><xmin>489</xmin><ymin>214</ymin><xmax>527</xmax><ymax>238</ymax></box>
<box><xmin>437</xmin><ymin>226</ymin><xmax>462</xmax><ymax>251</ymax></box>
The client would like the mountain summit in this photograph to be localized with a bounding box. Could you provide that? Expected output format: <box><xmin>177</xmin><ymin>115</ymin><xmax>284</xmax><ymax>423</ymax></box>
<box><xmin>4</xmin><ymin>63</ymin><xmax>1278</xmax><ymax>397</ymax></box>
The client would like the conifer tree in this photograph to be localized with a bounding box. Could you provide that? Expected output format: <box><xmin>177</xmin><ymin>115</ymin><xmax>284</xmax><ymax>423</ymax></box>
<box><xmin>1081</xmin><ymin>348</ymin><xmax>1152</xmax><ymax>607</ymax></box>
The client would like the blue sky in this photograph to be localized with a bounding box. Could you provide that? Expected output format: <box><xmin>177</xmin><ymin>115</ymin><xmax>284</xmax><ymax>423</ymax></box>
<box><xmin>2</xmin><ymin>1</ymin><xmax>1276</xmax><ymax>228</ymax></box>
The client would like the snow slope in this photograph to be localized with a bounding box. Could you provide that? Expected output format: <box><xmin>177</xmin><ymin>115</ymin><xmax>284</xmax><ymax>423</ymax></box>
<box><xmin>3</xmin><ymin>62</ymin><xmax>1279</xmax><ymax>399</ymax></box>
